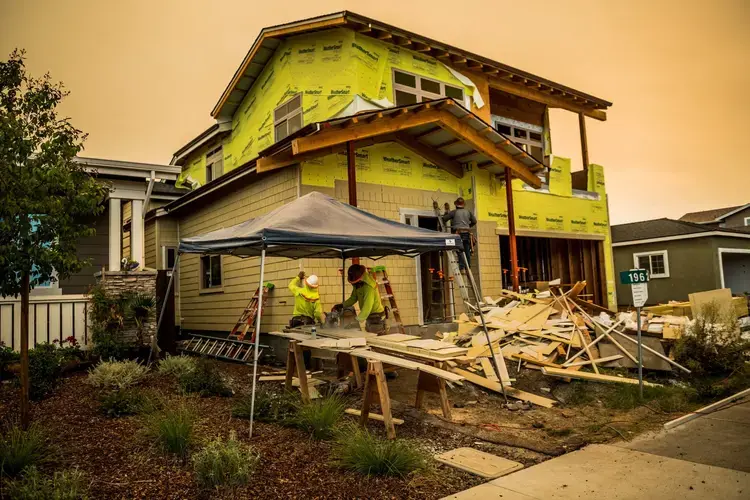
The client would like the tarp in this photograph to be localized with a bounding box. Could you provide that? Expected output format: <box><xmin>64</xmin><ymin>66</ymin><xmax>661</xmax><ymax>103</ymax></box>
<box><xmin>178</xmin><ymin>191</ymin><xmax>462</xmax><ymax>259</ymax></box>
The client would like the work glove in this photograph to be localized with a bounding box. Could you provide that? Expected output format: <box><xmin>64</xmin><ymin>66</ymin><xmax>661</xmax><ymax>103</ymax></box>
<box><xmin>298</xmin><ymin>271</ymin><xmax>306</xmax><ymax>280</ymax></box>
<box><xmin>332</xmin><ymin>304</ymin><xmax>343</xmax><ymax>312</ymax></box>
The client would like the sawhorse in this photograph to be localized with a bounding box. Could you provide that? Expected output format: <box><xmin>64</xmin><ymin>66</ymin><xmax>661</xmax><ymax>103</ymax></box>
<box><xmin>284</xmin><ymin>340</ymin><xmax>311</xmax><ymax>403</ymax></box>
<box><xmin>360</xmin><ymin>360</ymin><xmax>396</xmax><ymax>439</ymax></box>
<box><xmin>415</xmin><ymin>362</ymin><xmax>452</xmax><ymax>421</ymax></box>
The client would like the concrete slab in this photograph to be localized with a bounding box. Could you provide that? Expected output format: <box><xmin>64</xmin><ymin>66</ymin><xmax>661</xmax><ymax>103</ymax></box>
<box><xmin>445</xmin><ymin>444</ymin><xmax>750</xmax><ymax>500</ymax></box>
<box><xmin>622</xmin><ymin>401</ymin><xmax>750</xmax><ymax>472</ymax></box>
<box><xmin>442</xmin><ymin>482</ymin><xmax>536</xmax><ymax>500</ymax></box>
<box><xmin>435</xmin><ymin>447</ymin><xmax>524</xmax><ymax>479</ymax></box>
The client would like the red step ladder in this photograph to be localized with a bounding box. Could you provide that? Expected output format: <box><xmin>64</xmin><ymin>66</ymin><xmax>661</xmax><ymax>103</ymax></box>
<box><xmin>228</xmin><ymin>282</ymin><xmax>274</xmax><ymax>342</ymax></box>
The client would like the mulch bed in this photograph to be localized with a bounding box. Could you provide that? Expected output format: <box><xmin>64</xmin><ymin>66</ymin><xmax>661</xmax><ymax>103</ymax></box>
<box><xmin>0</xmin><ymin>363</ymin><xmax>488</xmax><ymax>499</ymax></box>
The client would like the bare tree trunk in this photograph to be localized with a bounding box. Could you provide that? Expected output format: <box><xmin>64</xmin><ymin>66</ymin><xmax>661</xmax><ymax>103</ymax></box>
<box><xmin>20</xmin><ymin>272</ymin><xmax>30</xmax><ymax>430</ymax></box>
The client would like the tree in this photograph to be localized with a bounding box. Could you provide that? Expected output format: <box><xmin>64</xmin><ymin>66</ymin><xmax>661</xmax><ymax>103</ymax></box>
<box><xmin>0</xmin><ymin>50</ymin><xmax>110</xmax><ymax>428</ymax></box>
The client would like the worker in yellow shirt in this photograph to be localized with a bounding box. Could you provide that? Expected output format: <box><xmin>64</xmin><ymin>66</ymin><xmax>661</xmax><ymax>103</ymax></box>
<box><xmin>335</xmin><ymin>264</ymin><xmax>386</xmax><ymax>334</ymax></box>
<box><xmin>288</xmin><ymin>271</ymin><xmax>323</xmax><ymax>328</ymax></box>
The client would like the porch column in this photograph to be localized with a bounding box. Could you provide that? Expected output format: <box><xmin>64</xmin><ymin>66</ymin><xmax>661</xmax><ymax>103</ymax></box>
<box><xmin>578</xmin><ymin>113</ymin><xmax>589</xmax><ymax>172</ymax></box>
<box><xmin>108</xmin><ymin>197</ymin><xmax>122</xmax><ymax>271</ymax></box>
<box><xmin>504</xmin><ymin>167</ymin><xmax>520</xmax><ymax>292</ymax></box>
<box><xmin>131</xmin><ymin>199</ymin><xmax>144</xmax><ymax>268</ymax></box>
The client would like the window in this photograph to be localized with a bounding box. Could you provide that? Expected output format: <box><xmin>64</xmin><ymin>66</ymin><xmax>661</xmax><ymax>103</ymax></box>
<box><xmin>744</xmin><ymin>217</ymin><xmax>750</xmax><ymax>226</ymax></box>
<box><xmin>633</xmin><ymin>251</ymin><xmax>670</xmax><ymax>279</ymax></box>
<box><xmin>162</xmin><ymin>246</ymin><xmax>179</xmax><ymax>294</ymax></box>
<box><xmin>200</xmin><ymin>255</ymin><xmax>222</xmax><ymax>289</ymax></box>
<box><xmin>205</xmin><ymin>146</ymin><xmax>223</xmax><ymax>183</ymax></box>
<box><xmin>493</xmin><ymin>116</ymin><xmax>544</xmax><ymax>162</ymax></box>
<box><xmin>392</xmin><ymin>70</ymin><xmax>464</xmax><ymax>106</ymax></box>
<box><xmin>274</xmin><ymin>93</ymin><xmax>303</xmax><ymax>142</ymax></box>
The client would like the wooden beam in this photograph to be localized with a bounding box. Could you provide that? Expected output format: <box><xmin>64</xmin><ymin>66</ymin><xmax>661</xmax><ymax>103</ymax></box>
<box><xmin>434</xmin><ymin>138</ymin><xmax>461</xmax><ymax>149</ymax></box>
<box><xmin>415</xmin><ymin>126</ymin><xmax>442</xmax><ymax>139</ymax></box>
<box><xmin>377</xmin><ymin>31</ymin><xmax>392</xmax><ymax>40</ymax></box>
<box><xmin>393</xmin><ymin>133</ymin><xmax>464</xmax><ymax>178</ymax></box>
<box><xmin>292</xmin><ymin>109</ymin><xmax>443</xmax><ymax>156</ymax></box>
<box><xmin>579</xmin><ymin>113</ymin><xmax>589</xmax><ymax>171</ymax></box>
<box><xmin>450</xmin><ymin>368</ymin><xmax>556</xmax><ymax>408</ymax></box>
<box><xmin>541</xmin><ymin>367</ymin><xmax>663</xmax><ymax>387</ymax></box>
<box><xmin>486</xmin><ymin>74</ymin><xmax>607</xmax><ymax>121</ymax></box>
<box><xmin>506</xmin><ymin>167</ymin><xmax>520</xmax><ymax>291</ymax></box>
<box><xmin>453</xmin><ymin>150</ymin><xmax>478</xmax><ymax>162</ymax></box>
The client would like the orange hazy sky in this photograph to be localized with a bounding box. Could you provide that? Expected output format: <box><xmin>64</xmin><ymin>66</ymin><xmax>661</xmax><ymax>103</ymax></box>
<box><xmin>2</xmin><ymin>0</ymin><xmax>748</xmax><ymax>224</ymax></box>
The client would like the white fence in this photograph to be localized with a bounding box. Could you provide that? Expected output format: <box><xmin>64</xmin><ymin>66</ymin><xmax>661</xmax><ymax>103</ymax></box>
<box><xmin>0</xmin><ymin>295</ymin><xmax>90</xmax><ymax>351</ymax></box>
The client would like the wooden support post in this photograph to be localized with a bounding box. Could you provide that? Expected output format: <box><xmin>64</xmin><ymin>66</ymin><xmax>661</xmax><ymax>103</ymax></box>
<box><xmin>579</xmin><ymin>113</ymin><xmax>589</xmax><ymax>172</ymax></box>
<box><xmin>505</xmin><ymin>167</ymin><xmax>520</xmax><ymax>292</ymax></box>
<box><xmin>285</xmin><ymin>341</ymin><xmax>310</xmax><ymax>403</ymax></box>
<box><xmin>350</xmin><ymin>354</ymin><xmax>363</xmax><ymax>388</ymax></box>
<box><xmin>346</xmin><ymin>141</ymin><xmax>359</xmax><ymax>265</ymax></box>
<box><xmin>20</xmin><ymin>272</ymin><xmax>30</xmax><ymax>429</ymax></box>
<box><xmin>415</xmin><ymin>369</ymin><xmax>452</xmax><ymax>420</ymax></box>
<box><xmin>360</xmin><ymin>361</ymin><xmax>396</xmax><ymax>439</ymax></box>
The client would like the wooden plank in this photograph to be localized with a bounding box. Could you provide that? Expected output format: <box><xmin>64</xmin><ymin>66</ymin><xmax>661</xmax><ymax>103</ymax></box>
<box><xmin>479</xmin><ymin>358</ymin><xmax>499</xmax><ymax>382</ymax></box>
<box><xmin>372</xmin><ymin>361</ymin><xmax>396</xmax><ymax>439</ymax></box>
<box><xmin>377</xmin><ymin>333</ymin><xmax>420</xmax><ymax>342</ymax></box>
<box><xmin>541</xmin><ymin>367</ymin><xmax>663</xmax><ymax>386</ymax></box>
<box><xmin>345</xmin><ymin>408</ymin><xmax>404</xmax><ymax>425</ymax></box>
<box><xmin>350</xmin><ymin>349</ymin><xmax>464</xmax><ymax>382</ymax></box>
<box><xmin>689</xmin><ymin>288</ymin><xmax>733</xmax><ymax>318</ymax></box>
<box><xmin>393</xmin><ymin>132</ymin><xmax>464</xmax><ymax>178</ymax></box>
<box><xmin>564</xmin><ymin>355</ymin><xmax>623</xmax><ymax>368</ymax></box>
<box><xmin>434</xmin><ymin>447</ymin><xmax>523</xmax><ymax>479</ymax></box>
<box><xmin>449</xmin><ymin>368</ymin><xmax>556</xmax><ymax>408</ymax></box>
<box><xmin>663</xmin><ymin>388</ymin><xmax>750</xmax><ymax>430</ymax></box>
<box><xmin>510</xmin><ymin>354</ymin><xmax>562</xmax><ymax>368</ymax></box>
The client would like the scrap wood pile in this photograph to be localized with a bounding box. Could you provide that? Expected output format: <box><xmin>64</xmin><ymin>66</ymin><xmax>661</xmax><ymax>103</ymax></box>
<box><xmin>436</xmin><ymin>281</ymin><xmax>694</xmax><ymax>394</ymax></box>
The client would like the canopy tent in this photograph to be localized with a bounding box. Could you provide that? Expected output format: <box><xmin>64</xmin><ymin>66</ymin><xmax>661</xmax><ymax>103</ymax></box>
<box><xmin>178</xmin><ymin>191</ymin><xmax>462</xmax><ymax>258</ymax></box>
<box><xmin>158</xmin><ymin>191</ymin><xmax>505</xmax><ymax>436</ymax></box>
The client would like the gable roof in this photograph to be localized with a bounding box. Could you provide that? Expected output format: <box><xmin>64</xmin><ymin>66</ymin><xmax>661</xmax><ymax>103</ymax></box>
<box><xmin>211</xmin><ymin>11</ymin><xmax>611</xmax><ymax>121</ymax></box>
<box><xmin>679</xmin><ymin>204</ymin><xmax>750</xmax><ymax>224</ymax></box>
<box><xmin>611</xmin><ymin>217</ymin><xmax>750</xmax><ymax>246</ymax></box>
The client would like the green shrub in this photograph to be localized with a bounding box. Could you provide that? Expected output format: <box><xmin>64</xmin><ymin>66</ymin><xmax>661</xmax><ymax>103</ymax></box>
<box><xmin>1</xmin><ymin>342</ymin><xmax>20</xmax><ymax>369</ymax></box>
<box><xmin>158</xmin><ymin>355</ymin><xmax>197</xmax><ymax>379</ymax></box>
<box><xmin>332</xmin><ymin>425</ymin><xmax>425</xmax><ymax>477</ymax></box>
<box><xmin>5</xmin><ymin>466</ymin><xmax>88</xmax><ymax>499</ymax></box>
<box><xmin>293</xmin><ymin>395</ymin><xmax>345</xmax><ymax>440</ymax></box>
<box><xmin>0</xmin><ymin>425</ymin><xmax>48</xmax><ymax>477</ymax></box>
<box><xmin>178</xmin><ymin>359</ymin><xmax>232</xmax><ymax>397</ymax></box>
<box><xmin>192</xmin><ymin>431</ymin><xmax>259</xmax><ymax>490</ymax></box>
<box><xmin>99</xmin><ymin>388</ymin><xmax>162</xmax><ymax>418</ymax></box>
<box><xmin>232</xmin><ymin>388</ymin><xmax>298</xmax><ymax>424</ymax></box>
<box><xmin>675</xmin><ymin>302</ymin><xmax>750</xmax><ymax>377</ymax></box>
<box><xmin>28</xmin><ymin>344</ymin><xmax>62</xmax><ymax>401</ymax></box>
<box><xmin>144</xmin><ymin>406</ymin><xmax>195</xmax><ymax>457</ymax></box>
<box><xmin>87</xmin><ymin>360</ymin><xmax>149</xmax><ymax>391</ymax></box>
<box><xmin>90</xmin><ymin>326</ymin><xmax>129</xmax><ymax>361</ymax></box>
<box><xmin>601</xmin><ymin>384</ymin><xmax>696</xmax><ymax>413</ymax></box>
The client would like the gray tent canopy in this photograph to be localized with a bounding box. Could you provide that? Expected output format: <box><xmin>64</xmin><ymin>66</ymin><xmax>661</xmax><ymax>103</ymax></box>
<box><xmin>178</xmin><ymin>191</ymin><xmax>463</xmax><ymax>259</ymax></box>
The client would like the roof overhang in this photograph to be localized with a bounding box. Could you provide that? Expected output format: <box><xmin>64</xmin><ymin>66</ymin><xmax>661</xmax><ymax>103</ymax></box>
<box><xmin>612</xmin><ymin>231</ymin><xmax>750</xmax><ymax>247</ymax></box>
<box><xmin>170</xmin><ymin>121</ymin><xmax>232</xmax><ymax>166</ymax></box>
<box><xmin>211</xmin><ymin>11</ymin><xmax>611</xmax><ymax>121</ymax></box>
<box><xmin>256</xmin><ymin>98</ymin><xmax>544</xmax><ymax>188</ymax></box>
<box><xmin>689</xmin><ymin>203</ymin><xmax>750</xmax><ymax>224</ymax></box>
<box><xmin>75</xmin><ymin>157</ymin><xmax>181</xmax><ymax>181</ymax></box>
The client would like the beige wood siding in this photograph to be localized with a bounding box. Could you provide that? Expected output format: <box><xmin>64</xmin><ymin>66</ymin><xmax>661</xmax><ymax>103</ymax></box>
<box><xmin>156</xmin><ymin>218</ymin><xmax>179</xmax><ymax>268</ymax></box>
<box><xmin>477</xmin><ymin>221</ymin><xmax>502</xmax><ymax>298</ymax></box>
<box><xmin>178</xmin><ymin>169</ymin><xmax>299</xmax><ymax>332</ymax></box>
<box><xmin>122</xmin><ymin>201</ymin><xmax>131</xmax><ymax>260</ymax></box>
<box><xmin>144</xmin><ymin>219</ymin><xmax>157</xmax><ymax>269</ymax></box>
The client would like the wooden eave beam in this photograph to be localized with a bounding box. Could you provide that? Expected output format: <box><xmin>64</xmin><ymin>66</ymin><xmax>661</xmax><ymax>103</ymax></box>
<box><xmin>392</xmin><ymin>133</ymin><xmax>464</xmax><ymax>178</ymax></box>
<box><xmin>434</xmin><ymin>138</ymin><xmax>461</xmax><ymax>149</ymax></box>
<box><xmin>291</xmin><ymin>108</ymin><xmax>443</xmax><ymax>156</ymax></box>
<box><xmin>487</xmin><ymin>74</ymin><xmax>607</xmax><ymax>121</ymax></box>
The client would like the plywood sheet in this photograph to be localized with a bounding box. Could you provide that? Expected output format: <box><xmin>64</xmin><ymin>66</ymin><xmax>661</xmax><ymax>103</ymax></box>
<box><xmin>435</xmin><ymin>447</ymin><xmax>523</xmax><ymax>479</ymax></box>
<box><xmin>377</xmin><ymin>333</ymin><xmax>420</xmax><ymax>343</ymax></box>
<box><xmin>689</xmin><ymin>288</ymin><xmax>733</xmax><ymax>318</ymax></box>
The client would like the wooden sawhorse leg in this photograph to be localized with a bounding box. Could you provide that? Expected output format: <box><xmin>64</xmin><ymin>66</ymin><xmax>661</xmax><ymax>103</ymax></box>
<box><xmin>415</xmin><ymin>369</ymin><xmax>452</xmax><ymax>421</ymax></box>
<box><xmin>284</xmin><ymin>340</ymin><xmax>310</xmax><ymax>404</ymax></box>
<box><xmin>359</xmin><ymin>361</ymin><xmax>396</xmax><ymax>439</ymax></box>
<box><xmin>335</xmin><ymin>353</ymin><xmax>363</xmax><ymax>389</ymax></box>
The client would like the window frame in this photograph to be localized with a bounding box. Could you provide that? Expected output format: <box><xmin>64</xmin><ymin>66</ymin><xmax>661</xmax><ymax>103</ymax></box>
<box><xmin>492</xmin><ymin>115</ymin><xmax>545</xmax><ymax>162</ymax></box>
<box><xmin>744</xmin><ymin>217</ymin><xmax>750</xmax><ymax>226</ymax></box>
<box><xmin>162</xmin><ymin>245</ymin><xmax>179</xmax><ymax>296</ymax></box>
<box><xmin>392</xmin><ymin>69</ymin><xmax>465</xmax><ymax>107</ymax></box>
<box><xmin>274</xmin><ymin>93</ymin><xmax>303</xmax><ymax>143</ymax></box>
<box><xmin>633</xmin><ymin>250</ymin><xmax>670</xmax><ymax>279</ymax></box>
<box><xmin>200</xmin><ymin>254</ymin><xmax>223</xmax><ymax>291</ymax></box>
<box><xmin>205</xmin><ymin>145</ymin><xmax>223</xmax><ymax>183</ymax></box>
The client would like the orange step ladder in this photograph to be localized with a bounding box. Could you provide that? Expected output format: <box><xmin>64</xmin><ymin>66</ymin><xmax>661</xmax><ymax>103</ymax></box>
<box><xmin>371</xmin><ymin>266</ymin><xmax>406</xmax><ymax>335</ymax></box>
<box><xmin>228</xmin><ymin>282</ymin><xmax>274</xmax><ymax>342</ymax></box>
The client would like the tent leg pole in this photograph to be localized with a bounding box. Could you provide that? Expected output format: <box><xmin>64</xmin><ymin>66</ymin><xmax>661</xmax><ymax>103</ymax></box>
<box><xmin>461</xmin><ymin>252</ymin><xmax>508</xmax><ymax>403</ymax></box>
<box><xmin>249</xmin><ymin>248</ymin><xmax>267</xmax><ymax>438</ymax></box>
<box><xmin>151</xmin><ymin>253</ymin><xmax>180</xmax><ymax>365</ymax></box>
<box><xmin>340</xmin><ymin>255</ymin><xmax>346</xmax><ymax>327</ymax></box>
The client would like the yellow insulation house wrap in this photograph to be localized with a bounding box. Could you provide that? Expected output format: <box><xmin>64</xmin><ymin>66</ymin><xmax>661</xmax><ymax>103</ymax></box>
<box><xmin>177</xmin><ymin>27</ymin><xmax>482</xmax><ymax>187</ymax></box>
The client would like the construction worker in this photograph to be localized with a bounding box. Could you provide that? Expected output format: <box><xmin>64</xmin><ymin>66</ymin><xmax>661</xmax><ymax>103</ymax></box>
<box><xmin>288</xmin><ymin>271</ymin><xmax>323</xmax><ymax>328</ymax></box>
<box><xmin>443</xmin><ymin>197</ymin><xmax>477</xmax><ymax>270</ymax></box>
<box><xmin>334</xmin><ymin>264</ymin><xmax>386</xmax><ymax>334</ymax></box>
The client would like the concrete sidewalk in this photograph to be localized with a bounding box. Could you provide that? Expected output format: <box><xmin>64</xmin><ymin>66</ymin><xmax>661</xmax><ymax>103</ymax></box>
<box><xmin>444</xmin><ymin>396</ymin><xmax>750</xmax><ymax>500</ymax></box>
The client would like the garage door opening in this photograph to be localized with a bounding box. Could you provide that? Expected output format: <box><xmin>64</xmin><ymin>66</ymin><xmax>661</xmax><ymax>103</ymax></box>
<box><xmin>719</xmin><ymin>249</ymin><xmax>750</xmax><ymax>296</ymax></box>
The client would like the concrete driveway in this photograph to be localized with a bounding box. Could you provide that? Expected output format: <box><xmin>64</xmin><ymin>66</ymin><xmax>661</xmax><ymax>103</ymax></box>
<box><xmin>444</xmin><ymin>394</ymin><xmax>750</xmax><ymax>500</ymax></box>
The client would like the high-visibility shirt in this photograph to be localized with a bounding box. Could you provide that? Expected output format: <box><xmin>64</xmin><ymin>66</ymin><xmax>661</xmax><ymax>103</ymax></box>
<box><xmin>343</xmin><ymin>271</ymin><xmax>384</xmax><ymax>321</ymax></box>
<box><xmin>288</xmin><ymin>278</ymin><xmax>323</xmax><ymax>323</ymax></box>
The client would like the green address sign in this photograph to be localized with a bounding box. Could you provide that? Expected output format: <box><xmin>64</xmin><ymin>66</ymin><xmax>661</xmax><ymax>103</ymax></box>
<box><xmin>620</xmin><ymin>269</ymin><xmax>649</xmax><ymax>285</ymax></box>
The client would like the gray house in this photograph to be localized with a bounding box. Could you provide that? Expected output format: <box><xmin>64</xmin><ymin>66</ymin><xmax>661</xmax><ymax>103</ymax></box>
<box><xmin>611</xmin><ymin>212</ymin><xmax>750</xmax><ymax>306</ymax></box>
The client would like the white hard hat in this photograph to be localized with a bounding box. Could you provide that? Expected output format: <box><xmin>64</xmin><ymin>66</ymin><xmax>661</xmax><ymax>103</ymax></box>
<box><xmin>305</xmin><ymin>274</ymin><xmax>319</xmax><ymax>288</ymax></box>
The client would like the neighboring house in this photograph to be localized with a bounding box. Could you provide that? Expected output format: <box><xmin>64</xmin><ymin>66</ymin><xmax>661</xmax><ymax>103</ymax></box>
<box><xmin>141</xmin><ymin>11</ymin><xmax>617</xmax><ymax>334</ymax></box>
<box><xmin>0</xmin><ymin>158</ymin><xmax>187</xmax><ymax>349</ymax></box>
<box><xmin>679</xmin><ymin>204</ymin><xmax>750</xmax><ymax>229</ymax></box>
<box><xmin>611</xmin><ymin>218</ymin><xmax>750</xmax><ymax>306</ymax></box>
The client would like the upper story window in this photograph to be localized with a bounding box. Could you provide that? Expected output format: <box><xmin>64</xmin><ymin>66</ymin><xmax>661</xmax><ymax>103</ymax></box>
<box><xmin>206</xmin><ymin>146</ymin><xmax>224</xmax><ymax>183</ymax></box>
<box><xmin>493</xmin><ymin>116</ymin><xmax>544</xmax><ymax>162</ymax></box>
<box><xmin>744</xmin><ymin>217</ymin><xmax>750</xmax><ymax>226</ymax></box>
<box><xmin>634</xmin><ymin>250</ymin><xmax>670</xmax><ymax>279</ymax></box>
<box><xmin>392</xmin><ymin>70</ymin><xmax>464</xmax><ymax>106</ymax></box>
<box><xmin>200</xmin><ymin>255</ymin><xmax>222</xmax><ymax>290</ymax></box>
<box><xmin>274</xmin><ymin>94</ymin><xmax>303</xmax><ymax>142</ymax></box>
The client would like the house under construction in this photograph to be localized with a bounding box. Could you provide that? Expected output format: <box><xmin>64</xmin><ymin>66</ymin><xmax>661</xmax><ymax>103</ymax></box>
<box><xmin>142</xmin><ymin>11</ymin><xmax>616</xmax><ymax>333</ymax></box>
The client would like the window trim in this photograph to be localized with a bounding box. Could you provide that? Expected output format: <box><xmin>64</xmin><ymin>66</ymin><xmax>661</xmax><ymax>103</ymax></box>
<box><xmin>633</xmin><ymin>250</ymin><xmax>670</xmax><ymax>279</ymax></box>
<box><xmin>744</xmin><ymin>217</ymin><xmax>750</xmax><ymax>226</ymax></box>
<box><xmin>205</xmin><ymin>145</ymin><xmax>223</xmax><ymax>183</ymax></box>
<box><xmin>273</xmin><ymin>93</ymin><xmax>303</xmax><ymax>143</ymax></box>
<box><xmin>491</xmin><ymin>115</ymin><xmax>544</xmax><ymax>162</ymax></box>
<box><xmin>392</xmin><ymin>69</ymin><xmax>466</xmax><ymax>107</ymax></box>
<box><xmin>199</xmin><ymin>254</ymin><xmax>224</xmax><ymax>293</ymax></box>
<box><xmin>161</xmin><ymin>245</ymin><xmax>179</xmax><ymax>296</ymax></box>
